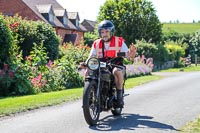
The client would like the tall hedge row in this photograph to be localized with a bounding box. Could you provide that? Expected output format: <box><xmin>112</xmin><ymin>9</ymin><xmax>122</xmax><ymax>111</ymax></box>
<box><xmin>0</xmin><ymin>15</ymin><xmax>13</xmax><ymax>67</ymax></box>
<box><xmin>5</xmin><ymin>15</ymin><xmax>60</xmax><ymax>60</ymax></box>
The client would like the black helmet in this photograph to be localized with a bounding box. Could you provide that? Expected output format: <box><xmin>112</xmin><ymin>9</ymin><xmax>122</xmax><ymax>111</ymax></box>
<box><xmin>98</xmin><ymin>20</ymin><xmax>115</xmax><ymax>37</ymax></box>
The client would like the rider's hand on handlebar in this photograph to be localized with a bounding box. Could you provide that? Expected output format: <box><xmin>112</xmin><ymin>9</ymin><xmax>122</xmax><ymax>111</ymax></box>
<box><xmin>79</xmin><ymin>62</ymin><xmax>87</xmax><ymax>69</ymax></box>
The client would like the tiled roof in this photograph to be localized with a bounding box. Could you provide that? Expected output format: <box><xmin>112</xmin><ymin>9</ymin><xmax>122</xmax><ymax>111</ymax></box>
<box><xmin>21</xmin><ymin>0</ymin><xmax>85</xmax><ymax>31</ymax></box>
<box><xmin>85</xmin><ymin>19</ymin><xmax>97</xmax><ymax>28</ymax></box>
<box><xmin>79</xmin><ymin>24</ymin><xmax>87</xmax><ymax>32</ymax></box>
<box><xmin>67</xmin><ymin>20</ymin><xmax>77</xmax><ymax>30</ymax></box>
<box><xmin>22</xmin><ymin>0</ymin><xmax>63</xmax><ymax>9</ymax></box>
<box><xmin>81</xmin><ymin>19</ymin><xmax>97</xmax><ymax>32</ymax></box>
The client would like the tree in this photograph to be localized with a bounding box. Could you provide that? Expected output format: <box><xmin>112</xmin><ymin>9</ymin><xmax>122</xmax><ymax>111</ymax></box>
<box><xmin>189</xmin><ymin>30</ymin><xmax>200</xmax><ymax>59</ymax></box>
<box><xmin>97</xmin><ymin>0</ymin><xmax>163</xmax><ymax>45</ymax></box>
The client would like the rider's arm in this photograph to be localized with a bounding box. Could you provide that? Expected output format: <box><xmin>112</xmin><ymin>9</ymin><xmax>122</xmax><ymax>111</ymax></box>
<box><xmin>80</xmin><ymin>45</ymin><xmax>97</xmax><ymax>69</ymax></box>
<box><xmin>85</xmin><ymin>44</ymin><xmax>97</xmax><ymax>63</ymax></box>
<box><xmin>121</xmin><ymin>42</ymin><xmax>134</xmax><ymax>61</ymax></box>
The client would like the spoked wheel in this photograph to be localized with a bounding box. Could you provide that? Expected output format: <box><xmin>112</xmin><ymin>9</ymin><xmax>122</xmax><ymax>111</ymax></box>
<box><xmin>83</xmin><ymin>80</ymin><xmax>100</xmax><ymax>126</ymax></box>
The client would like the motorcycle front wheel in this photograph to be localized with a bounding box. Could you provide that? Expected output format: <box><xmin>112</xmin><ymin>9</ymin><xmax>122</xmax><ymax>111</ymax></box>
<box><xmin>83</xmin><ymin>80</ymin><xmax>100</xmax><ymax>126</ymax></box>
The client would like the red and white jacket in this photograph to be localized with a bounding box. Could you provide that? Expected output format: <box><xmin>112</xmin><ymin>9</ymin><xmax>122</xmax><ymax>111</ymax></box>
<box><xmin>93</xmin><ymin>36</ymin><xmax>124</xmax><ymax>58</ymax></box>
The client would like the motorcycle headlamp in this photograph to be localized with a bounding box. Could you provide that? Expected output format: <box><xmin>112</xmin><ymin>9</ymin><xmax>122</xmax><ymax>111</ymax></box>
<box><xmin>87</xmin><ymin>57</ymin><xmax>100</xmax><ymax>70</ymax></box>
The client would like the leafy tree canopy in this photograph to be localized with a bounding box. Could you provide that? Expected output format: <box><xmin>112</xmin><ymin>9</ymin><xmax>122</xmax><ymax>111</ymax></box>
<box><xmin>97</xmin><ymin>0</ymin><xmax>163</xmax><ymax>46</ymax></box>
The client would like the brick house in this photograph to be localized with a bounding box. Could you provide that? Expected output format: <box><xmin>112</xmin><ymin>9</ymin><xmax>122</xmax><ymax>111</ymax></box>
<box><xmin>81</xmin><ymin>19</ymin><xmax>97</xmax><ymax>32</ymax></box>
<box><xmin>0</xmin><ymin>0</ymin><xmax>87</xmax><ymax>44</ymax></box>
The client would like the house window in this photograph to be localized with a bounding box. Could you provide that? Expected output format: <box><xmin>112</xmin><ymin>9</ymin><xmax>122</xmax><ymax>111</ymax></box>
<box><xmin>49</xmin><ymin>12</ymin><xmax>54</xmax><ymax>22</ymax></box>
<box><xmin>3</xmin><ymin>12</ymin><xmax>13</xmax><ymax>17</ymax></box>
<box><xmin>76</xmin><ymin>19</ymin><xmax>79</xmax><ymax>26</ymax></box>
<box><xmin>63</xmin><ymin>16</ymin><xmax>68</xmax><ymax>25</ymax></box>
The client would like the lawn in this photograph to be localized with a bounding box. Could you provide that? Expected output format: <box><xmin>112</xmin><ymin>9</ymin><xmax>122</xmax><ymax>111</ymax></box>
<box><xmin>163</xmin><ymin>23</ymin><xmax>200</xmax><ymax>34</ymax></box>
<box><xmin>159</xmin><ymin>64</ymin><xmax>200</xmax><ymax>72</ymax></box>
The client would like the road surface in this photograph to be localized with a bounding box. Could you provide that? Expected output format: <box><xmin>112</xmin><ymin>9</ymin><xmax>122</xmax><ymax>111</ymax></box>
<box><xmin>0</xmin><ymin>72</ymin><xmax>200</xmax><ymax>133</ymax></box>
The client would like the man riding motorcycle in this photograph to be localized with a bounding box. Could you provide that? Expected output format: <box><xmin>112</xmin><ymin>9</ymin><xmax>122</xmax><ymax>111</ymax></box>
<box><xmin>81</xmin><ymin>20</ymin><xmax>137</xmax><ymax>108</ymax></box>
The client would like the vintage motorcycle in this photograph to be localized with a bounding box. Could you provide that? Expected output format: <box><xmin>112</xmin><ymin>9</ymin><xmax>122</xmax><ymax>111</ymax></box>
<box><xmin>82</xmin><ymin>52</ymin><xmax>127</xmax><ymax>126</ymax></box>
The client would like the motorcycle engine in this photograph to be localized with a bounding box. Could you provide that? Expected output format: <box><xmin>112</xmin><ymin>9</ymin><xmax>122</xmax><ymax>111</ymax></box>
<box><xmin>101</xmin><ymin>69</ymin><xmax>112</xmax><ymax>82</ymax></box>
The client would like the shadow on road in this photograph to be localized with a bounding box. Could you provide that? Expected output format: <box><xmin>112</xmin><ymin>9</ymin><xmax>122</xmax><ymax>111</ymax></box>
<box><xmin>90</xmin><ymin>113</ymin><xmax>179</xmax><ymax>132</ymax></box>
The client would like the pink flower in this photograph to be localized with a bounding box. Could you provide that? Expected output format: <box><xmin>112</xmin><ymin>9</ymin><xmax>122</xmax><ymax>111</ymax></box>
<box><xmin>3</xmin><ymin>64</ymin><xmax>8</xmax><ymax>71</ymax></box>
<box><xmin>46</xmin><ymin>60</ymin><xmax>53</xmax><ymax>68</ymax></box>
<box><xmin>8</xmin><ymin>70</ymin><xmax>14</xmax><ymax>78</ymax></box>
<box><xmin>31</xmin><ymin>74</ymin><xmax>46</xmax><ymax>89</ymax></box>
<box><xmin>0</xmin><ymin>70</ymin><xmax>5</xmax><ymax>76</ymax></box>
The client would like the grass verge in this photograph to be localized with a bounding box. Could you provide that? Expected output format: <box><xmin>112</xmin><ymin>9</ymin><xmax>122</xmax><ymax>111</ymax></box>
<box><xmin>159</xmin><ymin>64</ymin><xmax>200</xmax><ymax>72</ymax></box>
<box><xmin>0</xmin><ymin>74</ymin><xmax>161</xmax><ymax>117</ymax></box>
<box><xmin>180</xmin><ymin>116</ymin><xmax>200</xmax><ymax>133</ymax></box>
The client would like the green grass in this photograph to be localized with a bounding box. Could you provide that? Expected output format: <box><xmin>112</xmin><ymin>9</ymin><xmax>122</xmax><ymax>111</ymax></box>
<box><xmin>163</xmin><ymin>23</ymin><xmax>200</xmax><ymax>34</ymax></box>
<box><xmin>159</xmin><ymin>64</ymin><xmax>200</xmax><ymax>72</ymax></box>
<box><xmin>0</xmin><ymin>75</ymin><xmax>161</xmax><ymax>117</ymax></box>
<box><xmin>125</xmin><ymin>75</ymin><xmax>161</xmax><ymax>89</ymax></box>
<box><xmin>0</xmin><ymin>88</ymin><xmax>83</xmax><ymax>117</ymax></box>
<box><xmin>180</xmin><ymin>116</ymin><xmax>200</xmax><ymax>133</ymax></box>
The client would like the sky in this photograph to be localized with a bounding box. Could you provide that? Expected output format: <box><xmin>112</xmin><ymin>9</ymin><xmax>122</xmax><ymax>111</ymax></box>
<box><xmin>56</xmin><ymin>0</ymin><xmax>200</xmax><ymax>23</ymax></box>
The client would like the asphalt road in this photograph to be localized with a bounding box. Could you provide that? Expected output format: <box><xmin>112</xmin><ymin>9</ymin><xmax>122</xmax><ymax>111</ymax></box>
<box><xmin>0</xmin><ymin>72</ymin><xmax>200</xmax><ymax>133</ymax></box>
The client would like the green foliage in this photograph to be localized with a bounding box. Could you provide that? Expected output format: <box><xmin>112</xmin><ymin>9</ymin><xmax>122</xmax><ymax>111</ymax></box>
<box><xmin>189</xmin><ymin>30</ymin><xmax>200</xmax><ymax>58</ymax></box>
<box><xmin>164</xmin><ymin>41</ymin><xmax>186</xmax><ymax>67</ymax></box>
<box><xmin>12</xmin><ymin>65</ymin><xmax>35</xmax><ymax>95</ymax></box>
<box><xmin>153</xmin><ymin>43</ymin><xmax>169</xmax><ymax>65</ymax></box>
<box><xmin>135</xmin><ymin>39</ymin><xmax>158</xmax><ymax>58</ymax></box>
<box><xmin>84</xmin><ymin>32</ymin><xmax>98</xmax><ymax>46</ymax></box>
<box><xmin>5</xmin><ymin>15</ymin><xmax>60</xmax><ymax>60</ymax></box>
<box><xmin>29</xmin><ymin>43</ymin><xmax>48</xmax><ymax>70</ymax></box>
<box><xmin>11</xmin><ymin>43</ymin><xmax>35</xmax><ymax>95</ymax></box>
<box><xmin>0</xmin><ymin>15</ymin><xmax>34</xmax><ymax>96</ymax></box>
<box><xmin>56</xmin><ymin>56</ymin><xmax>83</xmax><ymax>88</ymax></box>
<box><xmin>165</xmin><ymin>41</ymin><xmax>186</xmax><ymax>61</ymax></box>
<box><xmin>0</xmin><ymin>64</ymin><xmax>14</xmax><ymax>96</ymax></box>
<box><xmin>59</xmin><ymin>43</ymin><xmax>90</xmax><ymax>64</ymax></box>
<box><xmin>36</xmin><ymin>22</ymin><xmax>60</xmax><ymax>60</ymax></box>
<box><xmin>26</xmin><ymin>43</ymin><xmax>49</xmax><ymax>92</ymax></box>
<box><xmin>97</xmin><ymin>0</ymin><xmax>163</xmax><ymax>45</ymax></box>
<box><xmin>0</xmin><ymin>63</ymin><xmax>34</xmax><ymax>96</ymax></box>
<box><xmin>163</xmin><ymin>30</ymin><xmax>183</xmax><ymax>42</ymax></box>
<box><xmin>0</xmin><ymin>15</ymin><xmax>13</xmax><ymax>67</ymax></box>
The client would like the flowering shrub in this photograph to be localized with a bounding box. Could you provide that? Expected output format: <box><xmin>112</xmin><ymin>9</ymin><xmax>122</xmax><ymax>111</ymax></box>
<box><xmin>78</xmin><ymin>55</ymin><xmax>154</xmax><ymax>78</ymax></box>
<box><xmin>5</xmin><ymin>15</ymin><xmax>60</xmax><ymax>60</ymax></box>
<box><xmin>164</xmin><ymin>41</ymin><xmax>185</xmax><ymax>67</ymax></box>
<box><xmin>55</xmin><ymin>55</ymin><xmax>84</xmax><ymax>88</ymax></box>
<box><xmin>31</xmin><ymin>73</ymin><xmax>46</xmax><ymax>90</ymax></box>
<box><xmin>59</xmin><ymin>43</ymin><xmax>90</xmax><ymax>64</ymax></box>
<box><xmin>0</xmin><ymin>63</ymin><xmax>34</xmax><ymax>96</ymax></box>
<box><xmin>126</xmin><ymin>55</ymin><xmax>154</xmax><ymax>78</ymax></box>
<box><xmin>0</xmin><ymin>64</ymin><xmax>14</xmax><ymax>96</ymax></box>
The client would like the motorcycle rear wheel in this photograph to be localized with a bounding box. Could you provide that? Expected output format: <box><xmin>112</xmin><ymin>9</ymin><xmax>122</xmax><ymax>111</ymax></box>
<box><xmin>111</xmin><ymin>108</ymin><xmax>122</xmax><ymax>115</ymax></box>
<box><xmin>83</xmin><ymin>80</ymin><xmax>100</xmax><ymax>126</ymax></box>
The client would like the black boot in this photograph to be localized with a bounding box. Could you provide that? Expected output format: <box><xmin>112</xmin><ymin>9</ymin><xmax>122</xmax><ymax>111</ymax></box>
<box><xmin>117</xmin><ymin>89</ymin><xmax>124</xmax><ymax>108</ymax></box>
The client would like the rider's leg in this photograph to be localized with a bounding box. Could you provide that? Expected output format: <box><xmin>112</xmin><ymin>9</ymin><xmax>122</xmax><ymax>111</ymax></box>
<box><xmin>113</xmin><ymin>67</ymin><xmax>124</xmax><ymax>107</ymax></box>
